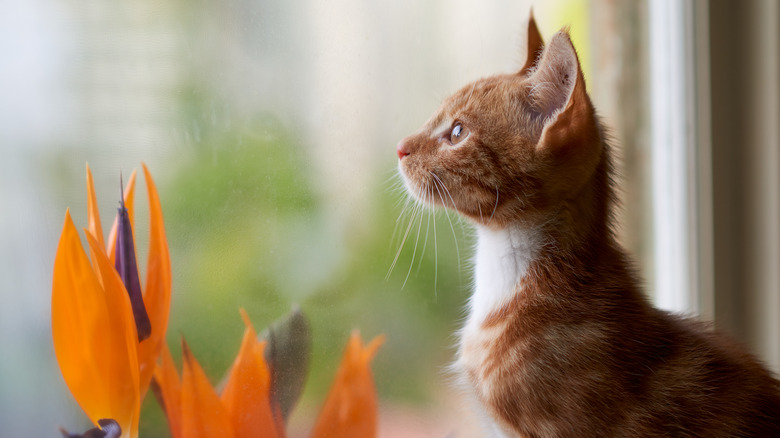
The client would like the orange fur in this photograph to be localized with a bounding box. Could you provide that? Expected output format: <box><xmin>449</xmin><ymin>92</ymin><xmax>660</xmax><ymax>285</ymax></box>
<box><xmin>397</xmin><ymin>15</ymin><xmax>780</xmax><ymax>437</ymax></box>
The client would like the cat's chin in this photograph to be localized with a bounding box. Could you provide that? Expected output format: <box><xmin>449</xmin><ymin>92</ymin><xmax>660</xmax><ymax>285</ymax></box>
<box><xmin>398</xmin><ymin>168</ymin><xmax>428</xmax><ymax>205</ymax></box>
<box><xmin>397</xmin><ymin>165</ymin><xmax>443</xmax><ymax>209</ymax></box>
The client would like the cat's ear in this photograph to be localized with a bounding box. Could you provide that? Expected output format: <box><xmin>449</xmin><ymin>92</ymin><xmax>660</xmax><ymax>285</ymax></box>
<box><xmin>518</xmin><ymin>11</ymin><xmax>544</xmax><ymax>76</ymax></box>
<box><xmin>525</xmin><ymin>31</ymin><xmax>582</xmax><ymax>122</ymax></box>
<box><xmin>528</xmin><ymin>31</ymin><xmax>600</xmax><ymax>165</ymax></box>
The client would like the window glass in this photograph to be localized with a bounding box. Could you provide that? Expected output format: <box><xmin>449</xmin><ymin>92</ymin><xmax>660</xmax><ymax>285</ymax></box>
<box><xmin>1</xmin><ymin>0</ymin><xmax>650</xmax><ymax>435</ymax></box>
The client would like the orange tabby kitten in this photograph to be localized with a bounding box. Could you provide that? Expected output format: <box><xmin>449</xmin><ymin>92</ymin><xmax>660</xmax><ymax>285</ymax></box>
<box><xmin>396</xmin><ymin>16</ymin><xmax>780</xmax><ymax>437</ymax></box>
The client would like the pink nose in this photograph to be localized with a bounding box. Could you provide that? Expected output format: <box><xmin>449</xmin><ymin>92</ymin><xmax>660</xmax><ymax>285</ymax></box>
<box><xmin>396</xmin><ymin>140</ymin><xmax>410</xmax><ymax>160</ymax></box>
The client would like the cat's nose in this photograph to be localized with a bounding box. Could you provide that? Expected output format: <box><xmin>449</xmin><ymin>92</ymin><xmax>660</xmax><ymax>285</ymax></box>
<box><xmin>397</xmin><ymin>140</ymin><xmax>411</xmax><ymax>160</ymax></box>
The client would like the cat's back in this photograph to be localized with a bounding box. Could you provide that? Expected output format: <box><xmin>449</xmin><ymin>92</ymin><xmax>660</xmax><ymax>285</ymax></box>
<box><xmin>627</xmin><ymin>310</ymin><xmax>780</xmax><ymax>437</ymax></box>
<box><xmin>457</xmin><ymin>262</ymin><xmax>780</xmax><ymax>438</ymax></box>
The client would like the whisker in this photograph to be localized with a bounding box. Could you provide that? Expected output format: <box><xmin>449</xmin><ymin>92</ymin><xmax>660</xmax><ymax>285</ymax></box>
<box><xmin>433</xmin><ymin>204</ymin><xmax>438</xmax><ymax>300</ymax></box>
<box><xmin>488</xmin><ymin>185</ymin><xmax>499</xmax><ymax>225</ymax></box>
<box><xmin>387</xmin><ymin>199</ymin><xmax>420</xmax><ymax>280</ymax></box>
<box><xmin>402</xmin><ymin>194</ymin><xmax>426</xmax><ymax>289</ymax></box>
<box><xmin>430</xmin><ymin>172</ymin><xmax>460</xmax><ymax>213</ymax></box>
<box><xmin>390</xmin><ymin>196</ymin><xmax>412</xmax><ymax>250</ymax></box>
<box><xmin>395</xmin><ymin>197</ymin><xmax>413</xmax><ymax>225</ymax></box>
<box><xmin>391</xmin><ymin>186</ymin><xmax>410</xmax><ymax>209</ymax></box>
<box><xmin>465</xmin><ymin>81</ymin><xmax>478</xmax><ymax>108</ymax></box>
<box><xmin>429</xmin><ymin>173</ymin><xmax>462</xmax><ymax>268</ymax></box>
<box><xmin>417</xmin><ymin>186</ymin><xmax>432</xmax><ymax>275</ymax></box>
<box><xmin>381</xmin><ymin>170</ymin><xmax>401</xmax><ymax>189</ymax></box>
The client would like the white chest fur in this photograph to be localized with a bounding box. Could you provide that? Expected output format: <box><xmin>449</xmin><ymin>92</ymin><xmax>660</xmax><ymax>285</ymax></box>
<box><xmin>456</xmin><ymin>225</ymin><xmax>540</xmax><ymax>436</ymax></box>
<box><xmin>466</xmin><ymin>225</ymin><xmax>540</xmax><ymax>330</ymax></box>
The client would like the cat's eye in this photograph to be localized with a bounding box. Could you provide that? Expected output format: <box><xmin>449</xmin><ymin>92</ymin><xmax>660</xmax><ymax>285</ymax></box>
<box><xmin>449</xmin><ymin>122</ymin><xmax>469</xmax><ymax>145</ymax></box>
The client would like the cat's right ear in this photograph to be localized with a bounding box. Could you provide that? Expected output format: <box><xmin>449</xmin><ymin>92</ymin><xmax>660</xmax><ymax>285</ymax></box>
<box><xmin>518</xmin><ymin>12</ymin><xmax>544</xmax><ymax>76</ymax></box>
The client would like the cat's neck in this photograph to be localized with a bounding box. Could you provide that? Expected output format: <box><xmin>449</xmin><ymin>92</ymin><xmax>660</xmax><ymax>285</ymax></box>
<box><xmin>468</xmin><ymin>148</ymin><xmax>622</xmax><ymax>328</ymax></box>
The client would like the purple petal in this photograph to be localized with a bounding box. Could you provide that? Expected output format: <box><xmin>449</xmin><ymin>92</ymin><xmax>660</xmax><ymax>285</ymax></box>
<box><xmin>95</xmin><ymin>419</ymin><xmax>121</xmax><ymax>438</ymax></box>
<box><xmin>58</xmin><ymin>419</ymin><xmax>121</xmax><ymax>438</ymax></box>
<box><xmin>115</xmin><ymin>176</ymin><xmax>152</xmax><ymax>341</ymax></box>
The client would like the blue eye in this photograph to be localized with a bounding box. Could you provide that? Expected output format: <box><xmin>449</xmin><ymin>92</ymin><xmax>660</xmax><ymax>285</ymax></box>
<box><xmin>450</xmin><ymin>122</ymin><xmax>468</xmax><ymax>145</ymax></box>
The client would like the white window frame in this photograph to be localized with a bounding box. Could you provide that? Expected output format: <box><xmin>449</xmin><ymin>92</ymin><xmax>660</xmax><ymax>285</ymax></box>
<box><xmin>648</xmin><ymin>0</ymin><xmax>713</xmax><ymax>318</ymax></box>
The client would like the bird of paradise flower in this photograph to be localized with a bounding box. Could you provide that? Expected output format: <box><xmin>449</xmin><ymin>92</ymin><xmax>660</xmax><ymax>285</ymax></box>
<box><xmin>53</xmin><ymin>164</ymin><xmax>171</xmax><ymax>438</ymax></box>
<box><xmin>52</xmin><ymin>164</ymin><xmax>384</xmax><ymax>438</ymax></box>
<box><xmin>154</xmin><ymin>310</ymin><xmax>384</xmax><ymax>438</ymax></box>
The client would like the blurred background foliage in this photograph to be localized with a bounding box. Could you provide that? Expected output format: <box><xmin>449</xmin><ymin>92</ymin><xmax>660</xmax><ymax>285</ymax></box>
<box><xmin>0</xmin><ymin>0</ymin><xmax>588</xmax><ymax>435</ymax></box>
<box><xmin>137</xmin><ymin>87</ymin><xmax>470</xmax><ymax>434</ymax></box>
<box><xmin>11</xmin><ymin>0</ymin><xmax>780</xmax><ymax>434</ymax></box>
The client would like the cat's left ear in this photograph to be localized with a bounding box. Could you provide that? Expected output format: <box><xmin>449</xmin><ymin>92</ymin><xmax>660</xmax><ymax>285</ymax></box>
<box><xmin>527</xmin><ymin>31</ymin><xmax>599</xmax><ymax>163</ymax></box>
<box><xmin>518</xmin><ymin>11</ymin><xmax>544</xmax><ymax>76</ymax></box>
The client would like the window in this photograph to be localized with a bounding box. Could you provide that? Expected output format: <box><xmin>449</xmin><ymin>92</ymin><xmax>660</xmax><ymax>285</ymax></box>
<box><xmin>3</xmin><ymin>0</ymin><xmax>779</xmax><ymax>435</ymax></box>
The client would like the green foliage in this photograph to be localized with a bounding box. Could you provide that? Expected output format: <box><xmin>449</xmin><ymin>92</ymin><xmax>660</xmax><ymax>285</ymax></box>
<box><xmin>140</xmin><ymin>91</ymin><xmax>470</xmax><ymax>436</ymax></box>
<box><xmin>162</xmin><ymin>116</ymin><xmax>320</xmax><ymax>375</ymax></box>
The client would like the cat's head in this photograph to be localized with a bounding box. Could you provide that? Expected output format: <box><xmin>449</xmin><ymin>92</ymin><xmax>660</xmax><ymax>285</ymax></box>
<box><xmin>397</xmin><ymin>18</ymin><xmax>602</xmax><ymax>229</ymax></box>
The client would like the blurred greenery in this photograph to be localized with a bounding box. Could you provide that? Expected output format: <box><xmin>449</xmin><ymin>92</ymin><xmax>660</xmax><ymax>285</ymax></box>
<box><xmin>138</xmin><ymin>88</ymin><xmax>471</xmax><ymax>435</ymax></box>
<box><xmin>9</xmin><ymin>1</ymin><xmax>609</xmax><ymax>436</ymax></box>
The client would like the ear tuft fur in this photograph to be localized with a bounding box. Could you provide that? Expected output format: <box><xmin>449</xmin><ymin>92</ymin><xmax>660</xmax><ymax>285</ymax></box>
<box><xmin>519</xmin><ymin>10</ymin><xmax>545</xmax><ymax>76</ymax></box>
<box><xmin>525</xmin><ymin>31</ymin><xmax>580</xmax><ymax>123</ymax></box>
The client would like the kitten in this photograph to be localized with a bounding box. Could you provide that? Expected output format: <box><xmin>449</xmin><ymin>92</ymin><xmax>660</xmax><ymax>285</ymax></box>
<box><xmin>396</xmin><ymin>15</ymin><xmax>780</xmax><ymax>438</ymax></box>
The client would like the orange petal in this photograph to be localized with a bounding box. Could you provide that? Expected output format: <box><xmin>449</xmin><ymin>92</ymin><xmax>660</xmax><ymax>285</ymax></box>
<box><xmin>84</xmin><ymin>232</ymin><xmax>142</xmax><ymax>438</ymax></box>
<box><xmin>180</xmin><ymin>339</ymin><xmax>235</xmax><ymax>438</ymax></box>
<box><xmin>52</xmin><ymin>211</ymin><xmax>140</xmax><ymax>438</ymax></box>
<box><xmin>153</xmin><ymin>344</ymin><xmax>182</xmax><ymax>438</ymax></box>
<box><xmin>86</xmin><ymin>165</ymin><xmax>110</xmax><ymax>292</ymax></box>
<box><xmin>221</xmin><ymin>310</ymin><xmax>283</xmax><ymax>438</ymax></box>
<box><xmin>310</xmin><ymin>332</ymin><xmax>384</xmax><ymax>438</ymax></box>
<box><xmin>86</xmin><ymin>164</ymin><xmax>105</xmax><ymax>251</ymax></box>
<box><xmin>107</xmin><ymin>169</ymin><xmax>137</xmax><ymax>264</ymax></box>
<box><xmin>136</xmin><ymin>163</ymin><xmax>172</xmax><ymax>398</ymax></box>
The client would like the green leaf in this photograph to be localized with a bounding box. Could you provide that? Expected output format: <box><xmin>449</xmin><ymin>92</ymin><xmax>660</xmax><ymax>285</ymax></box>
<box><xmin>261</xmin><ymin>306</ymin><xmax>311</xmax><ymax>423</ymax></box>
